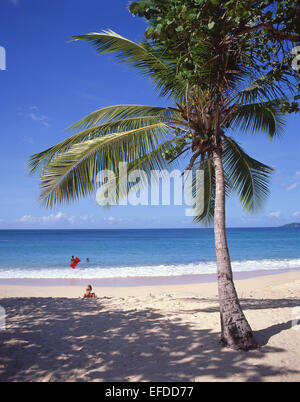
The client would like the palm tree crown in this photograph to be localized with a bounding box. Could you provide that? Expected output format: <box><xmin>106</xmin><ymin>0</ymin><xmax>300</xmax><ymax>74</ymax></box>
<box><xmin>29</xmin><ymin>30</ymin><xmax>286</xmax><ymax>222</ymax></box>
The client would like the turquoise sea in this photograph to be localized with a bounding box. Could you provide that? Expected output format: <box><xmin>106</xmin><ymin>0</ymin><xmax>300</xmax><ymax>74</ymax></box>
<box><xmin>0</xmin><ymin>228</ymin><xmax>299</xmax><ymax>279</ymax></box>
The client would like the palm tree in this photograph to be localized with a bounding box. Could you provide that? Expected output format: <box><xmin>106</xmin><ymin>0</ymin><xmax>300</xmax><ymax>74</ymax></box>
<box><xmin>29</xmin><ymin>30</ymin><xmax>287</xmax><ymax>350</ymax></box>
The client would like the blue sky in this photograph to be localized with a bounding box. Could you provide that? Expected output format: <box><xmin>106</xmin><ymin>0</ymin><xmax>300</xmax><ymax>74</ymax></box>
<box><xmin>0</xmin><ymin>0</ymin><xmax>299</xmax><ymax>229</ymax></box>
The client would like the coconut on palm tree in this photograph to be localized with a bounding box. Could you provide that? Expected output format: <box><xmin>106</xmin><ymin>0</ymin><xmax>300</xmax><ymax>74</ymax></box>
<box><xmin>29</xmin><ymin>30</ymin><xmax>287</xmax><ymax>350</ymax></box>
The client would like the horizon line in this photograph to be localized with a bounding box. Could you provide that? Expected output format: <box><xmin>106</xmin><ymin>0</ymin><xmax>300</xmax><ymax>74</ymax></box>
<box><xmin>0</xmin><ymin>225</ymin><xmax>298</xmax><ymax>231</ymax></box>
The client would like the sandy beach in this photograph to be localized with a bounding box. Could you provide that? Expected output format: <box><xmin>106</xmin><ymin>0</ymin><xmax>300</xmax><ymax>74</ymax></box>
<box><xmin>0</xmin><ymin>271</ymin><xmax>300</xmax><ymax>382</ymax></box>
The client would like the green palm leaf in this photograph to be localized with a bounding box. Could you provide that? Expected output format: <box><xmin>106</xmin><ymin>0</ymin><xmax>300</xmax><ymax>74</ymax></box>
<box><xmin>69</xmin><ymin>104</ymin><xmax>178</xmax><ymax>131</ymax></box>
<box><xmin>193</xmin><ymin>157</ymin><xmax>232</xmax><ymax>225</ymax></box>
<box><xmin>39</xmin><ymin>122</ymin><xmax>174</xmax><ymax>207</ymax></box>
<box><xmin>29</xmin><ymin>28</ymin><xmax>288</xmax><ymax>222</ymax></box>
<box><xmin>231</xmin><ymin>99</ymin><xmax>286</xmax><ymax>139</ymax></box>
<box><xmin>237</xmin><ymin>70</ymin><xmax>293</xmax><ymax>104</ymax></box>
<box><xmin>29</xmin><ymin>105</ymin><xmax>181</xmax><ymax>174</ymax></box>
<box><xmin>98</xmin><ymin>138</ymin><xmax>179</xmax><ymax>203</ymax></box>
<box><xmin>193</xmin><ymin>157</ymin><xmax>216</xmax><ymax>225</ymax></box>
<box><xmin>72</xmin><ymin>30</ymin><xmax>186</xmax><ymax>99</ymax></box>
<box><xmin>222</xmin><ymin>136</ymin><xmax>273</xmax><ymax>212</ymax></box>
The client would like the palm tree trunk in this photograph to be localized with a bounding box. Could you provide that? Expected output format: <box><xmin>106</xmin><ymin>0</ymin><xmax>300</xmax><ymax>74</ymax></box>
<box><xmin>213</xmin><ymin>147</ymin><xmax>257</xmax><ymax>350</ymax></box>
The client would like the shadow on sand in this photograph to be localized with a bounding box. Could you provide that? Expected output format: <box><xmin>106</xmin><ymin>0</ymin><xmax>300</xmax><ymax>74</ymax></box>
<box><xmin>0</xmin><ymin>297</ymin><xmax>299</xmax><ymax>381</ymax></box>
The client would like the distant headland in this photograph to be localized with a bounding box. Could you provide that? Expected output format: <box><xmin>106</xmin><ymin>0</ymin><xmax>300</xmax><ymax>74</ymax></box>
<box><xmin>280</xmin><ymin>223</ymin><xmax>300</xmax><ymax>228</ymax></box>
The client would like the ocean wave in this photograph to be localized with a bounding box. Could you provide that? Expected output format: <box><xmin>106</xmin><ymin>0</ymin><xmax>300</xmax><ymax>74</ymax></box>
<box><xmin>0</xmin><ymin>258</ymin><xmax>300</xmax><ymax>279</ymax></box>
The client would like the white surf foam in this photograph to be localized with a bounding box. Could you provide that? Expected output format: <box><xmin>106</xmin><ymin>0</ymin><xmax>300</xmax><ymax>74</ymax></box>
<box><xmin>0</xmin><ymin>258</ymin><xmax>300</xmax><ymax>279</ymax></box>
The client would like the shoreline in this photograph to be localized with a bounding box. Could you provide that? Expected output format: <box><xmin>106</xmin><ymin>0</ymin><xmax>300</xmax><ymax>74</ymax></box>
<box><xmin>1</xmin><ymin>270</ymin><xmax>300</xmax><ymax>299</ymax></box>
<box><xmin>0</xmin><ymin>266</ymin><xmax>300</xmax><ymax>287</ymax></box>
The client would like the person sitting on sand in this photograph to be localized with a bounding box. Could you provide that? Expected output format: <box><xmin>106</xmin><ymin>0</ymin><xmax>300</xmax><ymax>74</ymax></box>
<box><xmin>83</xmin><ymin>285</ymin><xmax>96</xmax><ymax>299</ymax></box>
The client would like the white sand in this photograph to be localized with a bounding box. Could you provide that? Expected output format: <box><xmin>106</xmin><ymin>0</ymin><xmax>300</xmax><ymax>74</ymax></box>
<box><xmin>0</xmin><ymin>271</ymin><xmax>300</xmax><ymax>382</ymax></box>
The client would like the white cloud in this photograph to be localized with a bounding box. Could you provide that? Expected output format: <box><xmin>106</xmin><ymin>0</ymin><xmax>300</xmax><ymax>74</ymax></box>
<box><xmin>18</xmin><ymin>212</ymin><xmax>65</xmax><ymax>224</ymax></box>
<box><xmin>286</xmin><ymin>182</ymin><xmax>299</xmax><ymax>191</ymax></box>
<box><xmin>268</xmin><ymin>211</ymin><xmax>281</xmax><ymax>218</ymax></box>
<box><xmin>104</xmin><ymin>217</ymin><xmax>117</xmax><ymax>222</ymax></box>
<box><xmin>296</xmin><ymin>172</ymin><xmax>300</xmax><ymax>176</ymax></box>
<box><xmin>68</xmin><ymin>216</ymin><xmax>76</xmax><ymax>224</ymax></box>
<box><xmin>22</xmin><ymin>136</ymin><xmax>34</xmax><ymax>144</ymax></box>
<box><xmin>64</xmin><ymin>214</ymin><xmax>96</xmax><ymax>225</ymax></box>
<box><xmin>17</xmin><ymin>213</ymin><xmax>96</xmax><ymax>225</ymax></box>
<box><xmin>18</xmin><ymin>215</ymin><xmax>34</xmax><ymax>223</ymax></box>
<box><xmin>79</xmin><ymin>215</ymin><xmax>95</xmax><ymax>223</ymax></box>
<box><xmin>292</xmin><ymin>211</ymin><xmax>300</xmax><ymax>218</ymax></box>
<box><xmin>27</xmin><ymin>106</ymin><xmax>49</xmax><ymax>127</ymax></box>
<box><xmin>28</xmin><ymin>112</ymin><xmax>49</xmax><ymax>127</ymax></box>
<box><xmin>104</xmin><ymin>216</ymin><xmax>124</xmax><ymax>224</ymax></box>
<box><xmin>18</xmin><ymin>106</ymin><xmax>50</xmax><ymax>127</ymax></box>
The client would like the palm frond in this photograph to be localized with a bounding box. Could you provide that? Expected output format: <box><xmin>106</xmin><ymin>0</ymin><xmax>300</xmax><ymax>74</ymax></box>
<box><xmin>222</xmin><ymin>136</ymin><xmax>273</xmax><ymax>212</ymax></box>
<box><xmin>192</xmin><ymin>156</ymin><xmax>232</xmax><ymax>225</ymax></box>
<box><xmin>69</xmin><ymin>104</ymin><xmax>179</xmax><ymax>131</ymax></box>
<box><xmin>98</xmin><ymin>138</ymin><xmax>180</xmax><ymax>203</ymax></box>
<box><xmin>193</xmin><ymin>157</ymin><xmax>216</xmax><ymax>225</ymax></box>
<box><xmin>39</xmin><ymin>122</ymin><xmax>174</xmax><ymax>207</ymax></box>
<box><xmin>29</xmin><ymin>105</ymin><xmax>181</xmax><ymax>173</ymax></box>
<box><xmin>231</xmin><ymin>99</ymin><xmax>286</xmax><ymax>139</ymax></box>
<box><xmin>72</xmin><ymin>30</ymin><xmax>186</xmax><ymax>99</ymax></box>
<box><xmin>237</xmin><ymin>70</ymin><xmax>294</xmax><ymax>104</ymax></box>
